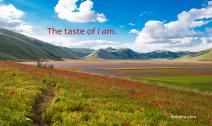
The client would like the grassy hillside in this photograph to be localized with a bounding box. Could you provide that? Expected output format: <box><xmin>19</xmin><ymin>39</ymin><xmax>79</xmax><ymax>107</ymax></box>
<box><xmin>85</xmin><ymin>49</ymin><xmax>117</xmax><ymax>59</ymax></box>
<box><xmin>111</xmin><ymin>48</ymin><xmax>143</xmax><ymax>59</ymax></box>
<box><xmin>62</xmin><ymin>47</ymin><xmax>94</xmax><ymax>57</ymax></box>
<box><xmin>85</xmin><ymin>48</ymin><xmax>143</xmax><ymax>59</ymax></box>
<box><xmin>0</xmin><ymin>29</ymin><xmax>78</xmax><ymax>60</ymax></box>
<box><xmin>143</xmin><ymin>50</ymin><xmax>191</xmax><ymax>59</ymax></box>
<box><xmin>0</xmin><ymin>33</ymin><xmax>57</xmax><ymax>60</ymax></box>
<box><xmin>180</xmin><ymin>48</ymin><xmax>212</xmax><ymax>61</ymax></box>
<box><xmin>85</xmin><ymin>48</ymin><xmax>193</xmax><ymax>60</ymax></box>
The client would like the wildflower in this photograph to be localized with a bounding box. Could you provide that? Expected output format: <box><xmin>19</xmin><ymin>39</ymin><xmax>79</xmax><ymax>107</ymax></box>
<box><xmin>90</xmin><ymin>86</ymin><xmax>95</xmax><ymax>93</ymax></box>
<box><xmin>128</xmin><ymin>88</ymin><xmax>136</xmax><ymax>95</ymax></box>
<box><xmin>8</xmin><ymin>89</ymin><xmax>16</xmax><ymax>96</ymax></box>
<box><xmin>140</xmin><ymin>108</ymin><xmax>144</xmax><ymax>113</ymax></box>
<box><xmin>25</xmin><ymin>117</ymin><xmax>31</xmax><ymax>121</ymax></box>
<box><xmin>124</xmin><ymin>122</ymin><xmax>129</xmax><ymax>126</ymax></box>
<box><xmin>82</xmin><ymin>84</ymin><xmax>86</xmax><ymax>92</ymax></box>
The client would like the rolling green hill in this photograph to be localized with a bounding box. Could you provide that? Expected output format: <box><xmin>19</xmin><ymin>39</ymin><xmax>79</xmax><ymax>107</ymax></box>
<box><xmin>85</xmin><ymin>48</ymin><xmax>148</xmax><ymax>59</ymax></box>
<box><xmin>111</xmin><ymin>48</ymin><xmax>144</xmax><ymax>59</ymax></box>
<box><xmin>0</xmin><ymin>29</ymin><xmax>80</xmax><ymax>60</ymax></box>
<box><xmin>180</xmin><ymin>48</ymin><xmax>212</xmax><ymax>61</ymax></box>
<box><xmin>0</xmin><ymin>33</ymin><xmax>58</xmax><ymax>60</ymax></box>
<box><xmin>85</xmin><ymin>48</ymin><xmax>193</xmax><ymax>60</ymax></box>
<box><xmin>62</xmin><ymin>47</ymin><xmax>94</xmax><ymax>57</ymax></box>
<box><xmin>142</xmin><ymin>50</ymin><xmax>192</xmax><ymax>60</ymax></box>
<box><xmin>85</xmin><ymin>49</ymin><xmax>117</xmax><ymax>59</ymax></box>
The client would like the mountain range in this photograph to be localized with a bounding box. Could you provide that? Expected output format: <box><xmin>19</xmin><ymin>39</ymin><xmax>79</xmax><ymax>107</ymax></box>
<box><xmin>85</xmin><ymin>48</ymin><xmax>194</xmax><ymax>60</ymax></box>
<box><xmin>0</xmin><ymin>28</ymin><xmax>211</xmax><ymax>61</ymax></box>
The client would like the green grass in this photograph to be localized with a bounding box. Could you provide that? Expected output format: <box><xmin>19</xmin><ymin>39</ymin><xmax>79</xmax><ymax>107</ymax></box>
<box><xmin>0</xmin><ymin>63</ymin><xmax>48</xmax><ymax>125</ymax></box>
<box><xmin>133</xmin><ymin>76</ymin><xmax>212</xmax><ymax>92</ymax></box>
<box><xmin>0</xmin><ymin>63</ymin><xmax>166</xmax><ymax>126</ymax></box>
<box><xmin>92</xmin><ymin>67</ymin><xmax>212</xmax><ymax>93</ymax></box>
<box><xmin>43</xmin><ymin>77</ymin><xmax>211</xmax><ymax>126</ymax></box>
<box><xmin>42</xmin><ymin>81</ymin><xmax>166</xmax><ymax>126</ymax></box>
<box><xmin>0</xmin><ymin>62</ymin><xmax>211</xmax><ymax>126</ymax></box>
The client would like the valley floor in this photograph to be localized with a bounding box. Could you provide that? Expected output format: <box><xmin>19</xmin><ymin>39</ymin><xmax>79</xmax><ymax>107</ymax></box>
<box><xmin>0</xmin><ymin>60</ymin><xmax>211</xmax><ymax>125</ymax></box>
<box><xmin>22</xmin><ymin>60</ymin><xmax>212</xmax><ymax>93</ymax></box>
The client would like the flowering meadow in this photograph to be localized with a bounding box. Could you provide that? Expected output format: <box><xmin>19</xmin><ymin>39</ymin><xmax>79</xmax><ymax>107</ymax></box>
<box><xmin>0</xmin><ymin>61</ymin><xmax>211</xmax><ymax>126</ymax></box>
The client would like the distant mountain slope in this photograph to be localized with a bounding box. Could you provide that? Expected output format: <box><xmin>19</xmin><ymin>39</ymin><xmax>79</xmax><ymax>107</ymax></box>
<box><xmin>85</xmin><ymin>49</ymin><xmax>117</xmax><ymax>59</ymax></box>
<box><xmin>143</xmin><ymin>50</ymin><xmax>192</xmax><ymax>60</ymax></box>
<box><xmin>62</xmin><ymin>47</ymin><xmax>94</xmax><ymax>57</ymax></box>
<box><xmin>85</xmin><ymin>48</ymin><xmax>192</xmax><ymax>60</ymax></box>
<box><xmin>104</xmin><ymin>47</ymin><xmax>117</xmax><ymax>52</ymax></box>
<box><xmin>111</xmin><ymin>48</ymin><xmax>144</xmax><ymax>59</ymax></box>
<box><xmin>0</xmin><ymin>29</ymin><xmax>83</xmax><ymax>60</ymax></box>
<box><xmin>180</xmin><ymin>48</ymin><xmax>212</xmax><ymax>61</ymax></box>
<box><xmin>85</xmin><ymin>48</ymin><xmax>144</xmax><ymax>59</ymax></box>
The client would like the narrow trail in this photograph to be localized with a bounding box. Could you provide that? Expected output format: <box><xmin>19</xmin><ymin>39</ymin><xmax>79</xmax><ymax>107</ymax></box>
<box><xmin>32</xmin><ymin>86</ymin><xmax>54</xmax><ymax>126</ymax></box>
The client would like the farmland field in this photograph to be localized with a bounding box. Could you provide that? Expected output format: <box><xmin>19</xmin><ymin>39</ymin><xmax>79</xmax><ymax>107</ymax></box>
<box><xmin>34</xmin><ymin>60</ymin><xmax>212</xmax><ymax>93</ymax></box>
<box><xmin>1</xmin><ymin>60</ymin><xmax>212</xmax><ymax>125</ymax></box>
<box><xmin>23</xmin><ymin>60</ymin><xmax>212</xmax><ymax>93</ymax></box>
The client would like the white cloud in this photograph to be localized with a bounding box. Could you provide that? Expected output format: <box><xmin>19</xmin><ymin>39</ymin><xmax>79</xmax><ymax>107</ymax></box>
<box><xmin>33</xmin><ymin>34</ymin><xmax>75</xmax><ymax>47</ymax></box>
<box><xmin>55</xmin><ymin>0</ymin><xmax>107</xmax><ymax>23</ymax></box>
<box><xmin>35</xmin><ymin>35</ymin><xmax>129</xmax><ymax>49</ymax></box>
<box><xmin>30</xmin><ymin>32</ymin><xmax>125</xmax><ymax>50</ymax></box>
<box><xmin>134</xmin><ymin>1</ymin><xmax>212</xmax><ymax>52</ymax></box>
<box><xmin>129</xmin><ymin>22</ymin><xmax>135</xmax><ymax>26</ymax></box>
<box><xmin>139</xmin><ymin>11</ymin><xmax>152</xmax><ymax>17</ymax></box>
<box><xmin>0</xmin><ymin>3</ymin><xmax>33</xmax><ymax>34</ymax></box>
<box><xmin>69</xmin><ymin>40</ymin><xmax>127</xmax><ymax>49</ymax></box>
<box><xmin>62</xmin><ymin>40</ymin><xmax>129</xmax><ymax>49</ymax></box>
<box><xmin>129</xmin><ymin>29</ymin><xmax>139</xmax><ymax>34</ymax></box>
<box><xmin>119</xmin><ymin>25</ymin><xmax>125</xmax><ymax>28</ymax></box>
<box><xmin>139</xmin><ymin>11</ymin><xmax>146</xmax><ymax>17</ymax></box>
<box><xmin>0</xmin><ymin>4</ymin><xmax>24</xmax><ymax>22</ymax></box>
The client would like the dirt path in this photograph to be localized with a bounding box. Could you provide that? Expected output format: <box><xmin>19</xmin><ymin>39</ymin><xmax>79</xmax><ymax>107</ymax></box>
<box><xmin>32</xmin><ymin>86</ymin><xmax>54</xmax><ymax>126</ymax></box>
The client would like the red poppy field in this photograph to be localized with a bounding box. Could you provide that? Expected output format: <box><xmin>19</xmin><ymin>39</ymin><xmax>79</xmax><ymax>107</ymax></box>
<box><xmin>0</xmin><ymin>61</ymin><xmax>211</xmax><ymax>126</ymax></box>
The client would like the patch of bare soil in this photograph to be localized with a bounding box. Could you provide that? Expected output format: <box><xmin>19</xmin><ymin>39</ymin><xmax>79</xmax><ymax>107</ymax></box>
<box><xmin>32</xmin><ymin>86</ymin><xmax>54</xmax><ymax>126</ymax></box>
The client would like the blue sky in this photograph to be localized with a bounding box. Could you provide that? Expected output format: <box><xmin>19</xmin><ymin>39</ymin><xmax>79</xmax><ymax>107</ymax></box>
<box><xmin>0</xmin><ymin>0</ymin><xmax>212</xmax><ymax>52</ymax></box>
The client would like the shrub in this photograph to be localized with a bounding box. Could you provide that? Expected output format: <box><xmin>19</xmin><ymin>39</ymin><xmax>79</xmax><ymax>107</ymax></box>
<box><xmin>36</xmin><ymin>59</ymin><xmax>54</xmax><ymax>69</ymax></box>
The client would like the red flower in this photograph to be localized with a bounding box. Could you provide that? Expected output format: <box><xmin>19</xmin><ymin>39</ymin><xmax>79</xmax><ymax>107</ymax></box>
<box><xmin>82</xmin><ymin>85</ymin><xmax>86</xmax><ymax>92</ymax></box>
<box><xmin>8</xmin><ymin>89</ymin><xmax>16</xmax><ymax>96</ymax></box>
<box><xmin>124</xmin><ymin>122</ymin><xmax>129</xmax><ymax>126</ymax></box>
<box><xmin>90</xmin><ymin>86</ymin><xmax>95</xmax><ymax>93</ymax></box>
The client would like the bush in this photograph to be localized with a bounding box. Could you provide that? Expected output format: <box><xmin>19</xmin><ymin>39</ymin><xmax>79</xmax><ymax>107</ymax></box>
<box><xmin>36</xmin><ymin>60</ymin><xmax>54</xmax><ymax>69</ymax></box>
